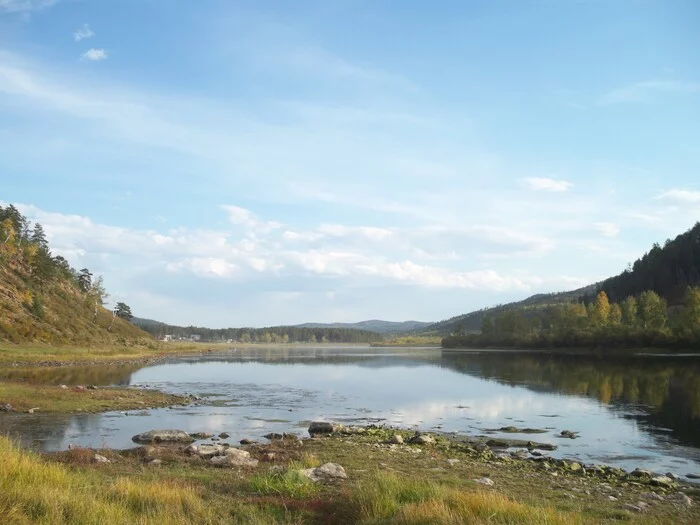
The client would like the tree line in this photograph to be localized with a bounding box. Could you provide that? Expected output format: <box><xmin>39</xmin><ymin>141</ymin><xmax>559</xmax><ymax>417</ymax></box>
<box><xmin>443</xmin><ymin>287</ymin><xmax>700</xmax><ymax>349</ymax></box>
<box><xmin>133</xmin><ymin>319</ymin><xmax>383</xmax><ymax>344</ymax></box>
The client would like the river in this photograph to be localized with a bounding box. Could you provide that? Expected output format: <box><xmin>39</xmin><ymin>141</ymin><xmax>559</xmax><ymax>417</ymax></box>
<box><xmin>2</xmin><ymin>345</ymin><xmax>700</xmax><ymax>480</ymax></box>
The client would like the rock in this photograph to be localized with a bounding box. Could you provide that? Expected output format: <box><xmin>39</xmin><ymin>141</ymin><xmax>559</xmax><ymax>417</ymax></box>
<box><xmin>0</xmin><ymin>403</ymin><xmax>13</xmax><ymax>412</ymax></box>
<box><xmin>263</xmin><ymin>452</ymin><xmax>276</xmax><ymax>461</ymax></box>
<box><xmin>264</xmin><ymin>433</ymin><xmax>284</xmax><ymax>440</ymax></box>
<box><xmin>212</xmin><ymin>449</ymin><xmax>259</xmax><ymax>467</ymax></box>
<box><xmin>623</xmin><ymin>502</ymin><xmax>649</xmax><ymax>513</ymax></box>
<box><xmin>666</xmin><ymin>472</ymin><xmax>681</xmax><ymax>481</ymax></box>
<box><xmin>60</xmin><ymin>385</ymin><xmax>68</xmax><ymax>390</ymax></box>
<box><xmin>569</xmin><ymin>462</ymin><xmax>582</xmax><ymax>472</ymax></box>
<box><xmin>389</xmin><ymin>434</ymin><xmax>404</xmax><ymax>445</ymax></box>
<box><xmin>300</xmin><ymin>462</ymin><xmax>347</xmax><ymax>483</ymax></box>
<box><xmin>93</xmin><ymin>454</ymin><xmax>110</xmax><ymax>463</ymax></box>
<box><xmin>211</xmin><ymin>437</ymin><xmax>220</xmax><ymax>442</ymax></box>
<box><xmin>219</xmin><ymin>432</ymin><xmax>230</xmax><ymax>439</ymax></box>
<box><xmin>87</xmin><ymin>385</ymin><xmax>98</xmax><ymax>390</ymax></box>
<box><xmin>671</xmin><ymin>493</ymin><xmax>693</xmax><ymax>507</ymax></box>
<box><xmin>149</xmin><ymin>459</ymin><xmax>163</xmax><ymax>466</ymax></box>
<box><xmin>473</xmin><ymin>477</ymin><xmax>495</xmax><ymax>486</ymax></box>
<box><xmin>184</xmin><ymin>444</ymin><xmax>199</xmax><ymax>455</ymax></box>
<box><xmin>608</xmin><ymin>496</ymin><xmax>618</xmax><ymax>501</ymax></box>
<box><xmin>408</xmin><ymin>433</ymin><xmax>435</xmax><ymax>445</ymax></box>
<box><xmin>447</xmin><ymin>459</ymin><xmax>460</xmax><ymax>466</ymax></box>
<box><xmin>631</xmin><ymin>468</ymin><xmax>654</xmax><ymax>479</ymax></box>
<box><xmin>650</xmin><ymin>476</ymin><xmax>676</xmax><ymax>488</ymax></box>
<box><xmin>308</xmin><ymin>422</ymin><xmax>342</xmax><ymax>435</ymax></box>
<box><xmin>197</xmin><ymin>444</ymin><xmax>225</xmax><ymax>458</ymax></box>
<box><xmin>559</xmin><ymin>430</ymin><xmax>579</xmax><ymax>439</ymax></box>
<box><xmin>240</xmin><ymin>439</ymin><xmax>255</xmax><ymax>445</ymax></box>
<box><xmin>189</xmin><ymin>432</ymin><xmax>213</xmax><ymax>440</ymax></box>
<box><xmin>687</xmin><ymin>473</ymin><xmax>700</xmax><ymax>479</ymax></box>
<box><xmin>132</xmin><ymin>430</ymin><xmax>195</xmax><ymax>444</ymax></box>
<box><xmin>27</xmin><ymin>407</ymin><xmax>40</xmax><ymax>414</ymax></box>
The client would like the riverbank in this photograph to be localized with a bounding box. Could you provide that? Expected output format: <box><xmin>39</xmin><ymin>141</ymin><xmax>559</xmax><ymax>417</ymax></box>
<box><xmin>0</xmin><ymin>341</ymin><xmax>228</xmax><ymax>367</ymax></box>
<box><xmin>0</xmin><ymin>381</ymin><xmax>189</xmax><ymax>413</ymax></box>
<box><xmin>1</xmin><ymin>424</ymin><xmax>697</xmax><ymax>524</ymax></box>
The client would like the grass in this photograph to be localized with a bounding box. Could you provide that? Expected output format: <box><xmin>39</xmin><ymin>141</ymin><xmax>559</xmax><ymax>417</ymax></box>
<box><xmin>0</xmin><ymin>341</ymin><xmax>213</xmax><ymax>366</ymax></box>
<box><xmin>5</xmin><ymin>430</ymin><xmax>694</xmax><ymax>525</ymax></box>
<box><xmin>0</xmin><ymin>381</ymin><xmax>188</xmax><ymax>413</ymax></box>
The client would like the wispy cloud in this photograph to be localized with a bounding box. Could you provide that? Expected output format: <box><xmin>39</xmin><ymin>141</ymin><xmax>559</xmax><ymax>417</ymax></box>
<box><xmin>0</xmin><ymin>0</ymin><xmax>57</xmax><ymax>12</ymax></box>
<box><xmin>522</xmin><ymin>177</ymin><xmax>573</xmax><ymax>192</ymax></box>
<box><xmin>73</xmin><ymin>24</ymin><xmax>94</xmax><ymax>42</ymax></box>
<box><xmin>656</xmin><ymin>189</ymin><xmax>700</xmax><ymax>205</ymax></box>
<box><xmin>81</xmin><ymin>48</ymin><xmax>108</xmax><ymax>61</ymax></box>
<box><xmin>594</xmin><ymin>222</ymin><xmax>620</xmax><ymax>238</ymax></box>
<box><xmin>600</xmin><ymin>80</ymin><xmax>700</xmax><ymax>105</ymax></box>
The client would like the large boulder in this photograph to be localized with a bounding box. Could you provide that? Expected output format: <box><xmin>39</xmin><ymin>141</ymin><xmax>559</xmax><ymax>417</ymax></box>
<box><xmin>132</xmin><ymin>430</ymin><xmax>195</xmax><ymax>444</ymax></box>
<box><xmin>197</xmin><ymin>444</ymin><xmax>226</xmax><ymax>458</ymax></box>
<box><xmin>300</xmin><ymin>463</ymin><xmax>347</xmax><ymax>482</ymax></box>
<box><xmin>308</xmin><ymin>422</ymin><xmax>342</xmax><ymax>435</ymax></box>
<box><xmin>211</xmin><ymin>448</ymin><xmax>259</xmax><ymax>467</ymax></box>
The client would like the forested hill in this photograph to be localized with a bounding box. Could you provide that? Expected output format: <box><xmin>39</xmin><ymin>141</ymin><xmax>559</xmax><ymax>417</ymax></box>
<box><xmin>295</xmin><ymin>320</ymin><xmax>431</xmax><ymax>334</ymax></box>
<box><xmin>597</xmin><ymin>222</ymin><xmax>700</xmax><ymax>304</ymax></box>
<box><xmin>132</xmin><ymin>318</ymin><xmax>384</xmax><ymax>344</ymax></box>
<box><xmin>421</xmin><ymin>285</ymin><xmax>597</xmax><ymax>336</ymax></box>
<box><xmin>0</xmin><ymin>204</ymin><xmax>150</xmax><ymax>344</ymax></box>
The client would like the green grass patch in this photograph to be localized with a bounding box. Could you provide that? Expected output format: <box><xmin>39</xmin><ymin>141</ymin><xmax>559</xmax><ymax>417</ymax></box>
<box><xmin>0</xmin><ymin>381</ymin><xmax>187</xmax><ymax>413</ymax></box>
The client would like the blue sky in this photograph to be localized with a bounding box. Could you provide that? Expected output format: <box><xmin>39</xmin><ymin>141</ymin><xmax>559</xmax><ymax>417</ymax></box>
<box><xmin>1</xmin><ymin>0</ymin><xmax>699</xmax><ymax>327</ymax></box>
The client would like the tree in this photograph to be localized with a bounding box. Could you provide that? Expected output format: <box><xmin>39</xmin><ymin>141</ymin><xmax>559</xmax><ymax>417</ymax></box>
<box><xmin>31</xmin><ymin>223</ymin><xmax>48</xmax><ymax>251</ymax></box>
<box><xmin>115</xmin><ymin>302</ymin><xmax>133</xmax><ymax>321</ymax></box>
<box><xmin>90</xmin><ymin>275</ymin><xmax>108</xmax><ymax>305</ymax></box>
<box><xmin>590</xmin><ymin>291</ymin><xmax>611</xmax><ymax>328</ymax></box>
<box><xmin>620</xmin><ymin>296</ymin><xmax>639</xmax><ymax>328</ymax></box>
<box><xmin>608</xmin><ymin>303</ymin><xmax>622</xmax><ymax>326</ymax></box>
<box><xmin>638</xmin><ymin>290</ymin><xmax>667</xmax><ymax>330</ymax></box>
<box><xmin>78</xmin><ymin>268</ymin><xmax>93</xmax><ymax>293</ymax></box>
<box><xmin>681</xmin><ymin>286</ymin><xmax>700</xmax><ymax>332</ymax></box>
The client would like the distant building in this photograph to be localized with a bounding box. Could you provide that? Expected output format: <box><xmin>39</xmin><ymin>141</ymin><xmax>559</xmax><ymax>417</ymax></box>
<box><xmin>190</xmin><ymin>334</ymin><xmax>201</xmax><ymax>341</ymax></box>
<box><xmin>162</xmin><ymin>335</ymin><xmax>173</xmax><ymax>342</ymax></box>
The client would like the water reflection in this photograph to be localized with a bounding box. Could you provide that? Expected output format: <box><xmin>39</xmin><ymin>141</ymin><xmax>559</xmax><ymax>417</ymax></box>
<box><xmin>440</xmin><ymin>351</ymin><xmax>700</xmax><ymax>450</ymax></box>
<box><xmin>0</xmin><ymin>363</ymin><xmax>142</xmax><ymax>386</ymax></box>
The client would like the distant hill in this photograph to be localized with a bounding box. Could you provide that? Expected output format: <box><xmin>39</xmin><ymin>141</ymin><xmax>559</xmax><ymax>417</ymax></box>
<box><xmin>131</xmin><ymin>318</ymin><xmax>384</xmax><ymax>344</ymax></box>
<box><xmin>0</xmin><ymin>204</ymin><xmax>152</xmax><ymax>345</ymax></box>
<box><xmin>421</xmin><ymin>285</ymin><xmax>598</xmax><ymax>336</ymax></box>
<box><xmin>295</xmin><ymin>320</ymin><xmax>432</xmax><ymax>334</ymax></box>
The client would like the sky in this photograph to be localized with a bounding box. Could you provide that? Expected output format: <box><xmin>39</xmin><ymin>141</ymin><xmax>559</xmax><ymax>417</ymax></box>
<box><xmin>1</xmin><ymin>0</ymin><xmax>699</xmax><ymax>328</ymax></box>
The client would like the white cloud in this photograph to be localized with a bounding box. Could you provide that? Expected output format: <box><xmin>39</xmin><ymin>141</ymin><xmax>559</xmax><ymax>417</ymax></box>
<box><xmin>600</xmin><ymin>80</ymin><xmax>700</xmax><ymax>105</ymax></box>
<box><xmin>522</xmin><ymin>177</ymin><xmax>573</xmax><ymax>192</ymax></box>
<box><xmin>73</xmin><ymin>24</ymin><xmax>94</xmax><ymax>42</ymax></box>
<box><xmin>0</xmin><ymin>0</ymin><xmax>57</xmax><ymax>12</ymax></box>
<box><xmin>656</xmin><ymin>189</ymin><xmax>700</xmax><ymax>205</ymax></box>
<box><xmin>594</xmin><ymin>222</ymin><xmax>620</xmax><ymax>238</ymax></box>
<box><xmin>81</xmin><ymin>48</ymin><xmax>108</xmax><ymax>62</ymax></box>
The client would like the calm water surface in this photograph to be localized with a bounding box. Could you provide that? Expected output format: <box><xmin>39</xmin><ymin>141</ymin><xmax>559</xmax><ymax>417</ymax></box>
<box><xmin>2</xmin><ymin>346</ymin><xmax>700</xmax><ymax>479</ymax></box>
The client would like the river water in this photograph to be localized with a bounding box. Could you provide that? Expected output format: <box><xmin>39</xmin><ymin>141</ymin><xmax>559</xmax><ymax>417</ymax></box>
<box><xmin>2</xmin><ymin>346</ymin><xmax>700</xmax><ymax>480</ymax></box>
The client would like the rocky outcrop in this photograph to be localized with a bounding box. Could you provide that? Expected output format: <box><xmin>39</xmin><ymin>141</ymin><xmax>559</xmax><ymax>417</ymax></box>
<box><xmin>308</xmin><ymin>422</ymin><xmax>342</xmax><ymax>435</ymax></box>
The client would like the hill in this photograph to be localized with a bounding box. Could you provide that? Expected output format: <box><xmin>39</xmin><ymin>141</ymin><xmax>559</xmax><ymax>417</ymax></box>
<box><xmin>0</xmin><ymin>204</ymin><xmax>152</xmax><ymax>345</ymax></box>
<box><xmin>421</xmin><ymin>285</ymin><xmax>597</xmax><ymax>336</ymax></box>
<box><xmin>295</xmin><ymin>320</ymin><xmax>431</xmax><ymax>334</ymax></box>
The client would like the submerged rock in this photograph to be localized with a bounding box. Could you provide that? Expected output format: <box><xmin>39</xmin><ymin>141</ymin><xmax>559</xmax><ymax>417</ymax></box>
<box><xmin>300</xmin><ymin>462</ymin><xmax>347</xmax><ymax>482</ymax></box>
<box><xmin>132</xmin><ymin>429</ymin><xmax>195</xmax><ymax>444</ymax></box>
<box><xmin>189</xmin><ymin>432</ymin><xmax>213</xmax><ymax>440</ymax></box>
<box><xmin>559</xmin><ymin>430</ymin><xmax>579</xmax><ymax>439</ymax></box>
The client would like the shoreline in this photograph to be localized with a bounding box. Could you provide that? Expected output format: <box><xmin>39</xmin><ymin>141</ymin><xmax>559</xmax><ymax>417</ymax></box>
<box><xmin>4</xmin><ymin>423</ymin><xmax>697</xmax><ymax>523</ymax></box>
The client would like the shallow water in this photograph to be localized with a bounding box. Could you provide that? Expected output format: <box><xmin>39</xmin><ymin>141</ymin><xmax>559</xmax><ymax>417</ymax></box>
<box><xmin>2</xmin><ymin>346</ymin><xmax>700</xmax><ymax>480</ymax></box>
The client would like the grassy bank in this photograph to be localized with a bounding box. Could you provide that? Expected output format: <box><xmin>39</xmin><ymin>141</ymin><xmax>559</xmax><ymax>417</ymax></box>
<box><xmin>0</xmin><ymin>381</ymin><xmax>189</xmax><ymax>413</ymax></box>
<box><xmin>1</xmin><ymin>427</ymin><xmax>697</xmax><ymax>524</ymax></box>
<box><xmin>0</xmin><ymin>341</ymin><xmax>218</xmax><ymax>366</ymax></box>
